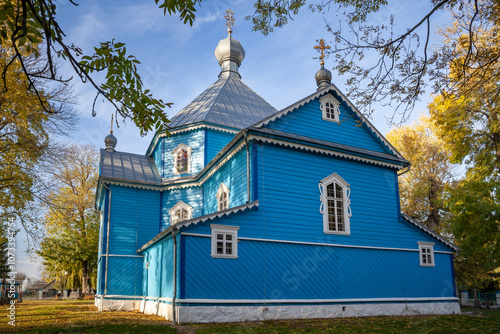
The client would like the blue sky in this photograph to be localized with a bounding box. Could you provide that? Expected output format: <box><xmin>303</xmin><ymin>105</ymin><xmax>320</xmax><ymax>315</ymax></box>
<box><xmin>18</xmin><ymin>0</ymin><xmax>448</xmax><ymax>278</ymax></box>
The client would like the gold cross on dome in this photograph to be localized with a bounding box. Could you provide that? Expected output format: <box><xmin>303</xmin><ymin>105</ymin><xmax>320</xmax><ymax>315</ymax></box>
<box><xmin>314</xmin><ymin>39</ymin><xmax>330</xmax><ymax>66</ymax></box>
<box><xmin>110</xmin><ymin>114</ymin><xmax>114</xmax><ymax>134</ymax></box>
<box><xmin>225</xmin><ymin>9</ymin><xmax>235</xmax><ymax>34</ymax></box>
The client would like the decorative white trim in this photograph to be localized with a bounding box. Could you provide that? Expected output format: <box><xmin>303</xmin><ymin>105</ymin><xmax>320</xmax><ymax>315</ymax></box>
<box><xmin>216</xmin><ymin>182</ymin><xmax>230</xmax><ymax>211</ymax></box>
<box><xmin>100</xmin><ymin>254</ymin><xmax>144</xmax><ymax>258</ymax></box>
<box><xmin>211</xmin><ymin>224</ymin><xmax>239</xmax><ymax>259</ymax></box>
<box><xmin>402</xmin><ymin>213</ymin><xmax>458</xmax><ymax>251</ymax></box>
<box><xmin>320</xmin><ymin>93</ymin><xmax>341</xmax><ymax>123</ymax></box>
<box><xmin>252</xmin><ymin>85</ymin><xmax>403</xmax><ymax>159</ymax></box>
<box><xmin>319</xmin><ymin>172</ymin><xmax>351</xmax><ymax>235</ymax></box>
<box><xmin>169</xmin><ymin>200</ymin><xmax>194</xmax><ymax>225</ymax></box>
<box><xmin>177</xmin><ymin>297</ymin><xmax>459</xmax><ymax>304</ymax></box>
<box><xmin>418</xmin><ymin>241</ymin><xmax>435</xmax><ymax>267</ymax></box>
<box><xmin>100</xmin><ymin>142</ymin><xmax>246</xmax><ymax>192</ymax></box>
<box><xmin>180</xmin><ymin>233</ymin><xmax>454</xmax><ymax>254</ymax></box>
<box><xmin>172</xmin><ymin>143</ymin><xmax>193</xmax><ymax>175</ymax></box>
<box><xmin>147</xmin><ymin>123</ymin><xmax>238</xmax><ymax>157</ymax></box>
<box><xmin>99</xmin><ymin>295</ymin><xmax>143</xmax><ymax>299</ymax></box>
<box><xmin>249</xmin><ymin>135</ymin><xmax>404</xmax><ymax>169</ymax></box>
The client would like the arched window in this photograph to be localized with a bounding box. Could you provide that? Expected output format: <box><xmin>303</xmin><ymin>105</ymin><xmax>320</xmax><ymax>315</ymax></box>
<box><xmin>172</xmin><ymin>143</ymin><xmax>192</xmax><ymax>174</ymax></box>
<box><xmin>216</xmin><ymin>183</ymin><xmax>230</xmax><ymax>211</ymax></box>
<box><xmin>319</xmin><ymin>172</ymin><xmax>351</xmax><ymax>235</ymax></box>
<box><xmin>169</xmin><ymin>201</ymin><xmax>193</xmax><ymax>225</ymax></box>
<box><xmin>320</xmin><ymin>94</ymin><xmax>341</xmax><ymax>123</ymax></box>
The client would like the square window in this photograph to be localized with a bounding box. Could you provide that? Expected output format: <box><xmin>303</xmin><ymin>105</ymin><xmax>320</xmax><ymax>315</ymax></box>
<box><xmin>211</xmin><ymin>224</ymin><xmax>239</xmax><ymax>259</ymax></box>
<box><xmin>418</xmin><ymin>242</ymin><xmax>435</xmax><ymax>267</ymax></box>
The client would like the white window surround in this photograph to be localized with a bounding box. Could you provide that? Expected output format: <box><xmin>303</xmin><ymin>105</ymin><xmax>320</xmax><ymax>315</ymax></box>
<box><xmin>169</xmin><ymin>200</ymin><xmax>194</xmax><ymax>225</ymax></box>
<box><xmin>418</xmin><ymin>241</ymin><xmax>435</xmax><ymax>267</ymax></box>
<box><xmin>172</xmin><ymin>143</ymin><xmax>193</xmax><ymax>175</ymax></box>
<box><xmin>319</xmin><ymin>93</ymin><xmax>341</xmax><ymax>123</ymax></box>
<box><xmin>216</xmin><ymin>183</ymin><xmax>230</xmax><ymax>211</ymax></box>
<box><xmin>319</xmin><ymin>172</ymin><xmax>352</xmax><ymax>235</ymax></box>
<box><xmin>211</xmin><ymin>224</ymin><xmax>239</xmax><ymax>259</ymax></box>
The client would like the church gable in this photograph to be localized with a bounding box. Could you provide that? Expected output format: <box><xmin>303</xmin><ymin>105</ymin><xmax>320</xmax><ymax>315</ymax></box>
<box><xmin>254</xmin><ymin>88</ymin><xmax>399</xmax><ymax>158</ymax></box>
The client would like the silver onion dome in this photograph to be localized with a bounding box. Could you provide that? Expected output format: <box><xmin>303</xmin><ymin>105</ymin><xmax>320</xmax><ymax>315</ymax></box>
<box><xmin>104</xmin><ymin>131</ymin><xmax>117</xmax><ymax>152</ymax></box>
<box><xmin>215</xmin><ymin>34</ymin><xmax>245</xmax><ymax>78</ymax></box>
<box><xmin>315</xmin><ymin>65</ymin><xmax>332</xmax><ymax>90</ymax></box>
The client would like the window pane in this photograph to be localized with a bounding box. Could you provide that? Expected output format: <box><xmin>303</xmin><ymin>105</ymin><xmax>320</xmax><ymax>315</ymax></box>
<box><xmin>327</xmin><ymin>183</ymin><xmax>334</xmax><ymax>197</ymax></box>
<box><xmin>336</xmin><ymin>200</ymin><xmax>343</xmax><ymax>216</ymax></box>
<box><xmin>217</xmin><ymin>242</ymin><xmax>223</xmax><ymax>254</ymax></box>
<box><xmin>329</xmin><ymin>214</ymin><xmax>336</xmax><ymax>223</ymax></box>
<box><xmin>329</xmin><ymin>222</ymin><xmax>336</xmax><ymax>231</ymax></box>
<box><xmin>335</xmin><ymin>183</ymin><xmax>343</xmax><ymax>198</ymax></box>
<box><xmin>217</xmin><ymin>234</ymin><xmax>223</xmax><ymax>240</ymax></box>
<box><xmin>226</xmin><ymin>243</ymin><xmax>232</xmax><ymax>255</ymax></box>
<box><xmin>226</xmin><ymin>234</ymin><xmax>232</xmax><ymax>241</ymax></box>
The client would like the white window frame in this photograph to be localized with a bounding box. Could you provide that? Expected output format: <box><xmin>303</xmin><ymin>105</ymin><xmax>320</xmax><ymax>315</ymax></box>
<box><xmin>216</xmin><ymin>183</ymin><xmax>230</xmax><ymax>211</ymax></box>
<box><xmin>169</xmin><ymin>200</ymin><xmax>193</xmax><ymax>225</ymax></box>
<box><xmin>211</xmin><ymin>224</ymin><xmax>239</xmax><ymax>259</ymax></box>
<box><xmin>172</xmin><ymin>143</ymin><xmax>193</xmax><ymax>175</ymax></box>
<box><xmin>319</xmin><ymin>172</ymin><xmax>351</xmax><ymax>235</ymax></box>
<box><xmin>319</xmin><ymin>93</ymin><xmax>341</xmax><ymax>123</ymax></box>
<box><xmin>418</xmin><ymin>242</ymin><xmax>435</xmax><ymax>267</ymax></box>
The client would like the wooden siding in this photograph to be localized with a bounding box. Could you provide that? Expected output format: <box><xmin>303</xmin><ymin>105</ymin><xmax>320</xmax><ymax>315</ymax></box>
<box><xmin>161</xmin><ymin>128</ymin><xmax>205</xmax><ymax>179</ymax></box>
<box><xmin>151</xmin><ymin>137</ymin><xmax>164</xmax><ymax>177</ymax></box>
<box><xmin>185</xmin><ymin>142</ymin><xmax>451</xmax><ymax>252</ymax></box>
<box><xmin>143</xmin><ymin>235</ymin><xmax>175</xmax><ymax>298</ymax></box>
<box><xmin>203</xmin><ymin>149</ymin><xmax>248</xmax><ymax>215</ymax></box>
<box><xmin>263</xmin><ymin>96</ymin><xmax>393</xmax><ymax>155</ymax></box>
<box><xmin>106</xmin><ymin>256</ymin><xmax>143</xmax><ymax>296</ymax></box>
<box><xmin>183</xmin><ymin>235</ymin><xmax>455</xmax><ymax>300</ymax></box>
<box><xmin>108</xmin><ymin>185</ymin><xmax>161</xmax><ymax>255</ymax></box>
<box><xmin>161</xmin><ymin>187</ymin><xmax>203</xmax><ymax>231</ymax></box>
<box><xmin>205</xmin><ymin>128</ymin><xmax>236</xmax><ymax>164</ymax></box>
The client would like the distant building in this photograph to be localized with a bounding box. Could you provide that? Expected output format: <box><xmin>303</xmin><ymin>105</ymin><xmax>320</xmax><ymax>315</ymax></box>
<box><xmin>94</xmin><ymin>13</ymin><xmax>459</xmax><ymax>323</ymax></box>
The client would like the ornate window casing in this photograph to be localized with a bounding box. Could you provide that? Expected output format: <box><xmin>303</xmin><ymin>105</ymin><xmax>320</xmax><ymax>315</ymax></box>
<box><xmin>319</xmin><ymin>93</ymin><xmax>341</xmax><ymax>123</ymax></box>
<box><xmin>418</xmin><ymin>242</ymin><xmax>435</xmax><ymax>267</ymax></box>
<box><xmin>172</xmin><ymin>143</ymin><xmax>193</xmax><ymax>174</ymax></box>
<box><xmin>169</xmin><ymin>200</ymin><xmax>193</xmax><ymax>225</ymax></box>
<box><xmin>319</xmin><ymin>172</ymin><xmax>351</xmax><ymax>235</ymax></box>
<box><xmin>211</xmin><ymin>224</ymin><xmax>239</xmax><ymax>259</ymax></box>
<box><xmin>216</xmin><ymin>183</ymin><xmax>230</xmax><ymax>211</ymax></box>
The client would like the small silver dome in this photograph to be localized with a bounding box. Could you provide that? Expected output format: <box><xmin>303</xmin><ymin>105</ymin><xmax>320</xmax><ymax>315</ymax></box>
<box><xmin>215</xmin><ymin>35</ymin><xmax>245</xmax><ymax>65</ymax></box>
<box><xmin>105</xmin><ymin>132</ymin><xmax>117</xmax><ymax>152</ymax></box>
<box><xmin>315</xmin><ymin>65</ymin><xmax>332</xmax><ymax>89</ymax></box>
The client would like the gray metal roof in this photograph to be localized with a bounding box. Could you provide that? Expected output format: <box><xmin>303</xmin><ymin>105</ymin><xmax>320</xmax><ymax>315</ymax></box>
<box><xmin>168</xmin><ymin>75</ymin><xmax>277</xmax><ymax>129</ymax></box>
<box><xmin>100</xmin><ymin>149</ymin><xmax>162</xmax><ymax>184</ymax></box>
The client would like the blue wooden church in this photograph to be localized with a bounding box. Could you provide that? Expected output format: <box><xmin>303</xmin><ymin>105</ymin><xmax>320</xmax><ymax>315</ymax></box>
<box><xmin>94</xmin><ymin>18</ymin><xmax>460</xmax><ymax>323</ymax></box>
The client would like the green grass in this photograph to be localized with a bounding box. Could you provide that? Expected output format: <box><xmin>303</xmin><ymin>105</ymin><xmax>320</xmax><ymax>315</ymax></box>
<box><xmin>0</xmin><ymin>300</ymin><xmax>499</xmax><ymax>333</ymax></box>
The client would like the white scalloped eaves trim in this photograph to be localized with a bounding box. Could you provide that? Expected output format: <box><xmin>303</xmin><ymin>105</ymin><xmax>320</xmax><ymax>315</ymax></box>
<box><xmin>101</xmin><ymin>142</ymin><xmax>246</xmax><ymax>192</ymax></box>
<box><xmin>402</xmin><ymin>213</ymin><xmax>458</xmax><ymax>251</ymax></box>
<box><xmin>254</xmin><ymin>85</ymin><xmax>403</xmax><ymax>159</ymax></box>
<box><xmin>249</xmin><ymin>135</ymin><xmax>403</xmax><ymax>170</ymax></box>
<box><xmin>148</xmin><ymin>124</ymin><xmax>239</xmax><ymax>156</ymax></box>
<box><xmin>175</xmin><ymin>201</ymin><xmax>259</xmax><ymax>229</ymax></box>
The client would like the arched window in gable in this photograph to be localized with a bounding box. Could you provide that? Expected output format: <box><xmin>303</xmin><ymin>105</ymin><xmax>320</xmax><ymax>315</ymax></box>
<box><xmin>319</xmin><ymin>93</ymin><xmax>341</xmax><ymax>123</ymax></box>
<box><xmin>172</xmin><ymin>143</ymin><xmax>192</xmax><ymax>174</ymax></box>
<box><xmin>169</xmin><ymin>201</ymin><xmax>193</xmax><ymax>225</ymax></box>
<box><xmin>319</xmin><ymin>172</ymin><xmax>351</xmax><ymax>235</ymax></box>
<box><xmin>216</xmin><ymin>183</ymin><xmax>230</xmax><ymax>211</ymax></box>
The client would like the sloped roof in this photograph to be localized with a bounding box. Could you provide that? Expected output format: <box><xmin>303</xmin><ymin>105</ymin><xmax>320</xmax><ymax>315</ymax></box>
<box><xmin>99</xmin><ymin>149</ymin><xmax>162</xmax><ymax>184</ymax></box>
<box><xmin>401</xmin><ymin>213</ymin><xmax>458</xmax><ymax>251</ymax></box>
<box><xmin>252</xmin><ymin>84</ymin><xmax>405</xmax><ymax>160</ymax></box>
<box><xmin>168</xmin><ymin>75</ymin><xmax>277</xmax><ymax>129</ymax></box>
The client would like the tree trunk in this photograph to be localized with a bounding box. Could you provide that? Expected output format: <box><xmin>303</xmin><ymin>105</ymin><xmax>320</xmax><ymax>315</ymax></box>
<box><xmin>473</xmin><ymin>289</ymin><xmax>482</xmax><ymax>310</ymax></box>
<box><xmin>81</xmin><ymin>260</ymin><xmax>90</xmax><ymax>295</ymax></box>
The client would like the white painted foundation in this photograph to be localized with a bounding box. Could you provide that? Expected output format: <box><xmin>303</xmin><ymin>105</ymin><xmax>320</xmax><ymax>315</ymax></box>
<box><xmin>94</xmin><ymin>297</ymin><xmax>141</xmax><ymax>312</ymax></box>
<box><xmin>96</xmin><ymin>297</ymin><xmax>460</xmax><ymax>323</ymax></box>
<box><xmin>176</xmin><ymin>302</ymin><xmax>461</xmax><ymax>323</ymax></box>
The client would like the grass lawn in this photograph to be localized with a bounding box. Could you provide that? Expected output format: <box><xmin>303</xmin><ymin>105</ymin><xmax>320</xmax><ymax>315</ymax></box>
<box><xmin>0</xmin><ymin>299</ymin><xmax>498</xmax><ymax>333</ymax></box>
